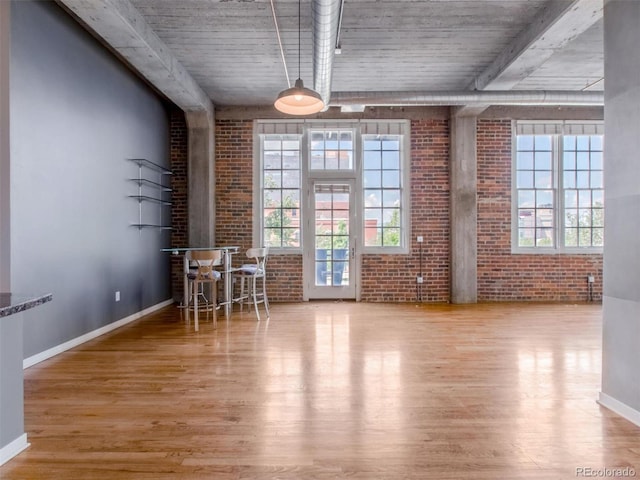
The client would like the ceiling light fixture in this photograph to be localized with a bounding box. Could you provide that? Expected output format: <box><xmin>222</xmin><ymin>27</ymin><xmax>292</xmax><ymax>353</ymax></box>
<box><xmin>274</xmin><ymin>0</ymin><xmax>324</xmax><ymax>115</ymax></box>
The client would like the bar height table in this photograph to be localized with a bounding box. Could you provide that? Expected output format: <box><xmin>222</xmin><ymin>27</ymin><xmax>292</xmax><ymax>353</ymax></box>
<box><xmin>162</xmin><ymin>246</ymin><xmax>239</xmax><ymax>319</ymax></box>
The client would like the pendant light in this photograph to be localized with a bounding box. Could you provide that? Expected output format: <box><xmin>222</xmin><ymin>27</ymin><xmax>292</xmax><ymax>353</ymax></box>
<box><xmin>274</xmin><ymin>0</ymin><xmax>324</xmax><ymax>115</ymax></box>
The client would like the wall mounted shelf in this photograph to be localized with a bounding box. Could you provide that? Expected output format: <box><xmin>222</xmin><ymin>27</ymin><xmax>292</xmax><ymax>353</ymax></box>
<box><xmin>128</xmin><ymin>158</ymin><xmax>172</xmax><ymax>230</ymax></box>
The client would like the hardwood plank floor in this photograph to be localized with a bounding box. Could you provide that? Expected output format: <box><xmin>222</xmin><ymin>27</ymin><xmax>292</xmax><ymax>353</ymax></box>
<box><xmin>1</xmin><ymin>302</ymin><xmax>639</xmax><ymax>479</ymax></box>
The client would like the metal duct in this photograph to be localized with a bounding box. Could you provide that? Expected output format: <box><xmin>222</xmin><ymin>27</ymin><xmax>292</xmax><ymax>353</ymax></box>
<box><xmin>329</xmin><ymin>90</ymin><xmax>604</xmax><ymax>107</ymax></box>
<box><xmin>312</xmin><ymin>0</ymin><xmax>341</xmax><ymax>109</ymax></box>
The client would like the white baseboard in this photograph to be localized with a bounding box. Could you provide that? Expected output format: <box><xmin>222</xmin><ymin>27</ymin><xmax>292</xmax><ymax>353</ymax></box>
<box><xmin>0</xmin><ymin>434</ymin><xmax>29</xmax><ymax>467</ymax></box>
<box><xmin>23</xmin><ymin>299</ymin><xmax>174</xmax><ymax>369</ymax></box>
<box><xmin>598</xmin><ymin>391</ymin><xmax>640</xmax><ymax>427</ymax></box>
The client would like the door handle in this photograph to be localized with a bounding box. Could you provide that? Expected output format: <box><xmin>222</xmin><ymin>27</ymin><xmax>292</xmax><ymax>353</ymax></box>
<box><xmin>351</xmin><ymin>246</ymin><xmax>355</xmax><ymax>259</ymax></box>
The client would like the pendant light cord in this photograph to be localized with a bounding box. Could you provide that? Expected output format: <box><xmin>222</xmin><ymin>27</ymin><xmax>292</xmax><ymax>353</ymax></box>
<box><xmin>298</xmin><ymin>0</ymin><xmax>301</xmax><ymax>79</ymax></box>
<box><xmin>270</xmin><ymin>0</ymin><xmax>291</xmax><ymax>88</ymax></box>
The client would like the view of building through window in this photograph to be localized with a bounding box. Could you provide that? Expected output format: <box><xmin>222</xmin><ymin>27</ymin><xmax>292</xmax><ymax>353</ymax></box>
<box><xmin>515</xmin><ymin>126</ymin><xmax>604</xmax><ymax>251</ymax></box>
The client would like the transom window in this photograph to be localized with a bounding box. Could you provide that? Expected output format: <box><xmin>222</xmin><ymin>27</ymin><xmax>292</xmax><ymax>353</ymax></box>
<box><xmin>310</xmin><ymin>130</ymin><xmax>354</xmax><ymax>170</ymax></box>
<box><xmin>513</xmin><ymin>121</ymin><xmax>604</xmax><ymax>252</ymax></box>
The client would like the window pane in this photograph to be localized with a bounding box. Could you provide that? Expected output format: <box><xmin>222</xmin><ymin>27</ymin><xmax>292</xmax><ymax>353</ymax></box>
<box><xmin>578</xmin><ymin>190</ymin><xmax>592</xmax><ymax>208</ymax></box>
<box><xmin>517</xmin><ymin>151</ymin><xmax>534</xmax><ymax>170</ymax></box>
<box><xmin>565</xmin><ymin>209</ymin><xmax>578</xmax><ymax>227</ymax></box>
<box><xmin>517</xmin><ymin>135</ymin><xmax>534</xmax><ymax>150</ymax></box>
<box><xmin>590</xmin><ymin>151</ymin><xmax>603</xmax><ymax>170</ymax></box>
<box><xmin>264</xmin><ymin>171</ymin><xmax>282</xmax><ymax>188</ymax></box>
<box><xmin>576</xmin><ymin>135</ymin><xmax>590</xmax><ymax>150</ymax></box>
<box><xmin>563</xmin><ymin>135</ymin><xmax>576</xmax><ymax>150</ymax></box>
<box><xmin>592</xmin><ymin>190</ymin><xmax>604</xmax><ymax>206</ymax></box>
<box><xmin>563</xmin><ymin>172</ymin><xmax>576</xmax><ymax>189</ymax></box>
<box><xmin>592</xmin><ymin>228</ymin><xmax>604</xmax><ymax>246</ymax></box>
<box><xmin>282</xmin><ymin>151</ymin><xmax>300</xmax><ymax>169</ymax></box>
<box><xmin>518</xmin><ymin>190</ymin><xmax>535</xmax><ymax>208</ymax></box>
<box><xmin>535</xmin><ymin>152</ymin><xmax>552</xmax><ymax>170</ymax></box>
<box><xmin>383</xmin><ymin>208</ymin><xmax>400</xmax><ymax>227</ymax></box>
<box><xmin>264</xmin><ymin>189</ymin><xmax>281</xmax><ymax>207</ymax></box>
<box><xmin>382</xmin><ymin>171</ymin><xmax>400</xmax><ymax>188</ymax></box>
<box><xmin>382</xmin><ymin>138</ymin><xmax>400</xmax><ymax>150</ymax></box>
<box><xmin>382</xmin><ymin>228</ymin><xmax>400</xmax><ymax>246</ymax></box>
<box><xmin>577</xmin><ymin>171</ymin><xmax>590</xmax><ymax>188</ymax></box>
<box><xmin>383</xmin><ymin>190</ymin><xmax>401</xmax><ymax>207</ymax></box>
<box><xmin>282</xmin><ymin>170</ymin><xmax>300</xmax><ymax>188</ymax></box>
<box><xmin>578</xmin><ymin>209</ymin><xmax>592</xmax><ymax>227</ymax></box>
<box><xmin>563</xmin><ymin>151</ymin><xmax>576</xmax><ymax>170</ymax></box>
<box><xmin>592</xmin><ymin>208</ymin><xmax>604</xmax><ymax>227</ymax></box>
<box><xmin>282</xmin><ymin>189</ymin><xmax>300</xmax><ymax>207</ymax></box>
<box><xmin>365</xmin><ymin>227</ymin><xmax>382</xmax><ymax>246</ymax></box>
<box><xmin>578</xmin><ymin>228</ymin><xmax>591</xmax><ymax>247</ymax></box>
<box><xmin>364</xmin><ymin>139</ymin><xmax>381</xmax><ymax>150</ymax></box>
<box><xmin>591</xmin><ymin>136</ymin><xmax>603</xmax><ymax>151</ymax></box>
<box><xmin>565</xmin><ymin>190</ymin><xmax>578</xmax><ymax>208</ymax></box>
<box><xmin>535</xmin><ymin>136</ymin><xmax>552</xmax><ymax>150</ymax></box>
<box><xmin>517</xmin><ymin>171</ymin><xmax>534</xmax><ymax>188</ymax></box>
<box><xmin>536</xmin><ymin>228</ymin><xmax>553</xmax><ymax>246</ymax></box>
<box><xmin>519</xmin><ymin>228</ymin><xmax>535</xmax><ymax>247</ymax></box>
<box><xmin>382</xmin><ymin>151</ymin><xmax>400</xmax><ymax>169</ymax></box>
<box><xmin>577</xmin><ymin>152</ymin><xmax>590</xmax><ymax>170</ymax></box>
<box><xmin>364</xmin><ymin>190</ymin><xmax>382</xmax><ymax>207</ymax></box>
<box><xmin>565</xmin><ymin>228</ymin><xmax>578</xmax><ymax>247</ymax></box>
<box><xmin>536</xmin><ymin>190</ymin><xmax>553</xmax><ymax>208</ymax></box>
<box><xmin>364</xmin><ymin>150</ymin><xmax>382</xmax><ymax>170</ymax></box>
<box><xmin>535</xmin><ymin>171</ymin><xmax>552</xmax><ymax>189</ymax></box>
<box><xmin>364</xmin><ymin>171</ymin><xmax>382</xmax><ymax>188</ymax></box>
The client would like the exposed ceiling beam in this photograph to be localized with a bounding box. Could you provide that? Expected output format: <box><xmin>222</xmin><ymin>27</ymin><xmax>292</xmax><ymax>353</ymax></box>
<box><xmin>472</xmin><ymin>0</ymin><xmax>603</xmax><ymax>91</ymax></box>
<box><xmin>455</xmin><ymin>0</ymin><xmax>603</xmax><ymax>117</ymax></box>
<box><xmin>56</xmin><ymin>0</ymin><xmax>212</xmax><ymax>114</ymax></box>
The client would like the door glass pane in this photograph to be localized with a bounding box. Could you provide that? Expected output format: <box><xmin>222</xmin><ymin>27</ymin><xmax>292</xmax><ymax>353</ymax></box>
<box><xmin>314</xmin><ymin>185</ymin><xmax>350</xmax><ymax>287</ymax></box>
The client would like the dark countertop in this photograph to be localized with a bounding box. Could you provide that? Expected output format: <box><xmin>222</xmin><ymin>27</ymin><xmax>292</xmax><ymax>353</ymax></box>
<box><xmin>0</xmin><ymin>292</ymin><xmax>53</xmax><ymax>318</ymax></box>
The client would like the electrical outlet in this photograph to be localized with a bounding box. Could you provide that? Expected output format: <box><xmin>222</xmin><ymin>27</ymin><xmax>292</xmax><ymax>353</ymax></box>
<box><xmin>417</xmin><ymin>276</ymin><xmax>424</xmax><ymax>284</ymax></box>
<box><xmin>417</xmin><ymin>236</ymin><xmax>423</xmax><ymax>243</ymax></box>
<box><xmin>115</xmin><ymin>291</ymin><xmax>120</xmax><ymax>302</ymax></box>
<box><xmin>587</xmin><ymin>275</ymin><xmax>595</xmax><ymax>283</ymax></box>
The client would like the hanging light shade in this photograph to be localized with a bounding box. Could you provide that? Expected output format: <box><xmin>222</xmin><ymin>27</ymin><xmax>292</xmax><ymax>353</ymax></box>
<box><xmin>273</xmin><ymin>0</ymin><xmax>324</xmax><ymax>115</ymax></box>
<box><xmin>274</xmin><ymin>78</ymin><xmax>324</xmax><ymax>115</ymax></box>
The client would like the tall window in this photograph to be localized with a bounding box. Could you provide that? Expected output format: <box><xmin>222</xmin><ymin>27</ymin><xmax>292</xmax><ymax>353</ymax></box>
<box><xmin>262</xmin><ymin>135</ymin><xmax>301</xmax><ymax>248</ymax></box>
<box><xmin>363</xmin><ymin>135</ymin><xmax>402</xmax><ymax>247</ymax></box>
<box><xmin>514</xmin><ymin>122</ymin><xmax>604</xmax><ymax>252</ymax></box>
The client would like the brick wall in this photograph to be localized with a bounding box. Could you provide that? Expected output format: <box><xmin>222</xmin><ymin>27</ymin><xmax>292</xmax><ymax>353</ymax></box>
<box><xmin>476</xmin><ymin>119</ymin><xmax>603</xmax><ymax>301</ymax></box>
<box><xmin>170</xmin><ymin>114</ymin><xmax>603</xmax><ymax>303</ymax></box>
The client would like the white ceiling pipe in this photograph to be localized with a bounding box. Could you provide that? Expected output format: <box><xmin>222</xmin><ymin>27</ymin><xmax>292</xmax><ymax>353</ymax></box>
<box><xmin>312</xmin><ymin>0</ymin><xmax>341</xmax><ymax>109</ymax></box>
<box><xmin>329</xmin><ymin>90</ymin><xmax>604</xmax><ymax>107</ymax></box>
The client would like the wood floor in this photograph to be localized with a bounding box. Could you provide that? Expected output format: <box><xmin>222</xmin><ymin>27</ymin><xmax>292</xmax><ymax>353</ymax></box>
<box><xmin>1</xmin><ymin>302</ymin><xmax>639</xmax><ymax>479</ymax></box>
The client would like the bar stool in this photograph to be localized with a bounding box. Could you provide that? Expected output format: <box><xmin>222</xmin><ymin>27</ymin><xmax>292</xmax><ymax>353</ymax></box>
<box><xmin>186</xmin><ymin>249</ymin><xmax>222</xmax><ymax>331</ymax></box>
<box><xmin>233</xmin><ymin>247</ymin><xmax>270</xmax><ymax>321</ymax></box>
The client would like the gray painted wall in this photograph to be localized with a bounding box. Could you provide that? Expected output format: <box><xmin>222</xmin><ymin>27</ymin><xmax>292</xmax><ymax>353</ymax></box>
<box><xmin>601</xmin><ymin>0</ymin><xmax>640</xmax><ymax>415</ymax></box>
<box><xmin>10</xmin><ymin>1</ymin><xmax>172</xmax><ymax>358</ymax></box>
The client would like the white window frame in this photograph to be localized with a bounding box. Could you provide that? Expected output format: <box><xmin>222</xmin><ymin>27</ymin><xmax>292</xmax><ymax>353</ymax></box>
<box><xmin>511</xmin><ymin>120</ymin><xmax>604</xmax><ymax>254</ymax></box>
<box><xmin>254</xmin><ymin>120</ymin><xmax>411</xmax><ymax>255</ymax></box>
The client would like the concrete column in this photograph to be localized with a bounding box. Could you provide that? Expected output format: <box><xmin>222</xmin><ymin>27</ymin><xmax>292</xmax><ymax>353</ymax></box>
<box><xmin>185</xmin><ymin>108</ymin><xmax>216</xmax><ymax>247</ymax></box>
<box><xmin>599</xmin><ymin>0</ymin><xmax>640</xmax><ymax>426</ymax></box>
<box><xmin>0</xmin><ymin>1</ymin><xmax>10</xmax><ymax>291</ymax></box>
<box><xmin>449</xmin><ymin>109</ymin><xmax>477</xmax><ymax>303</ymax></box>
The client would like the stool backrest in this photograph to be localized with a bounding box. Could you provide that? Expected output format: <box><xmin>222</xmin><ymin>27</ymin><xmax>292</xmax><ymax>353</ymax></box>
<box><xmin>246</xmin><ymin>247</ymin><xmax>268</xmax><ymax>275</ymax></box>
<box><xmin>188</xmin><ymin>250</ymin><xmax>223</xmax><ymax>280</ymax></box>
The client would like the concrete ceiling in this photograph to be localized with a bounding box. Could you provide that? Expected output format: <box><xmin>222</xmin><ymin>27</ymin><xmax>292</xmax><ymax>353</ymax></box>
<box><xmin>56</xmin><ymin>0</ymin><xmax>604</xmax><ymax>112</ymax></box>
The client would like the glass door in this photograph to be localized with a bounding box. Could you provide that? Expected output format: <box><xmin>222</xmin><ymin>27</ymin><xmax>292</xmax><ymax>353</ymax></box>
<box><xmin>304</xmin><ymin>180</ymin><xmax>357</xmax><ymax>299</ymax></box>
